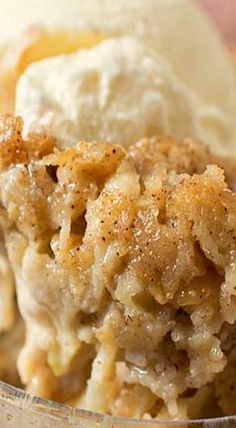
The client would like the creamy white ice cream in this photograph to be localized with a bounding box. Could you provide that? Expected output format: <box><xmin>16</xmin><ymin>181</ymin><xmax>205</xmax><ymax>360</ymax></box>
<box><xmin>13</xmin><ymin>0</ymin><xmax>236</xmax><ymax>153</ymax></box>
<box><xmin>1</xmin><ymin>0</ymin><xmax>236</xmax><ymax>116</ymax></box>
<box><xmin>15</xmin><ymin>37</ymin><xmax>204</xmax><ymax>148</ymax></box>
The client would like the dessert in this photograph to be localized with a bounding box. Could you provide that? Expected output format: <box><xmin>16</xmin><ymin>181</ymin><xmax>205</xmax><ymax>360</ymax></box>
<box><xmin>1</xmin><ymin>0</ymin><xmax>236</xmax><ymax>155</ymax></box>
<box><xmin>0</xmin><ymin>115</ymin><xmax>236</xmax><ymax>418</ymax></box>
<box><xmin>1</xmin><ymin>0</ymin><xmax>236</xmax><ymax>421</ymax></box>
<box><xmin>15</xmin><ymin>37</ymin><xmax>202</xmax><ymax>149</ymax></box>
<box><xmin>0</xmin><ymin>27</ymin><xmax>104</xmax><ymax>114</ymax></box>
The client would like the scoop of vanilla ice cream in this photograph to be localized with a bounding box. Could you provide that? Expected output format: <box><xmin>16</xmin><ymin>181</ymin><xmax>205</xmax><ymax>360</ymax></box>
<box><xmin>15</xmin><ymin>37</ymin><xmax>204</xmax><ymax>148</ymax></box>
<box><xmin>1</xmin><ymin>0</ymin><xmax>236</xmax><ymax>119</ymax></box>
<box><xmin>12</xmin><ymin>0</ymin><xmax>236</xmax><ymax>153</ymax></box>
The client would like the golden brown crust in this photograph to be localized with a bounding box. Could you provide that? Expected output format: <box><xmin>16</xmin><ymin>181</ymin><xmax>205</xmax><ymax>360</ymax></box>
<box><xmin>1</xmin><ymin>116</ymin><xmax>236</xmax><ymax>417</ymax></box>
<box><xmin>0</xmin><ymin>114</ymin><xmax>55</xmax><ymax>170</ymax></box>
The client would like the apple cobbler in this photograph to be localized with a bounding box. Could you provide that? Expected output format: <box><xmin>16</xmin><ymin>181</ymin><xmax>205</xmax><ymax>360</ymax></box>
<box><xmin>0</xmin><ymin>115</ymin><xmax>236</xmax><ymax>418</ymax></box>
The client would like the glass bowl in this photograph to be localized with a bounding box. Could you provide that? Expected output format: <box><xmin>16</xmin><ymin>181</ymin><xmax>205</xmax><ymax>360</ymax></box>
<box><xmin>1</xmin><ymin>379</ymin><xmax>236</xmax><ymax>428</ymax></box>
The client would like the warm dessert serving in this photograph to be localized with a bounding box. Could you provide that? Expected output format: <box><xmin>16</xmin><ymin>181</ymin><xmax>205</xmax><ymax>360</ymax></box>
<box><xmin>1</xmin><ymin>115</ymin><xmax>236</xmax><ymax>419</ymax></box>
<box><xmin>1</xmin><ymin>0</ymin><xmax>236</xmax><ymax>422</ymax></box>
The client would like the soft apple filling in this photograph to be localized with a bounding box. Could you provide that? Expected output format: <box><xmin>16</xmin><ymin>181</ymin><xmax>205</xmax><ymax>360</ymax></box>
<box><xmin>1</xmin><ymin>115</ymin><xmax>236</xmax><ymax>418</ymax></box>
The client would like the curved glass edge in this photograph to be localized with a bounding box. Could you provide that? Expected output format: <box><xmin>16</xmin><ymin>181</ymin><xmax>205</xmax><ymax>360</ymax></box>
<box><xmin>1</xmin><ymin>380</ymin><xmax>236</xmax><ymax>427</ymax></box>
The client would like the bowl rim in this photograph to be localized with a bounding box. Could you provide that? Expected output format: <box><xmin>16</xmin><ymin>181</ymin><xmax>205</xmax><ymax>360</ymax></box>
<box><xmin>1</xmin><ymin>379</ymin><xmax>236</xmax><ymax>426</ymax></box>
